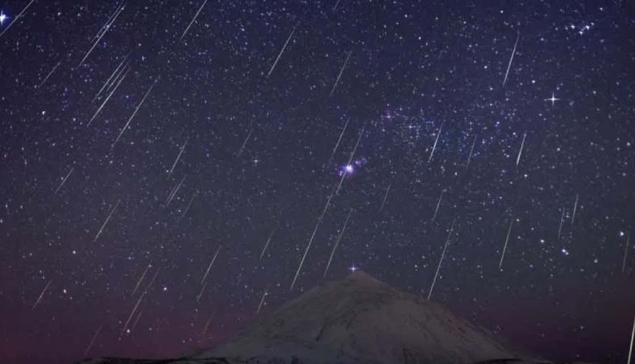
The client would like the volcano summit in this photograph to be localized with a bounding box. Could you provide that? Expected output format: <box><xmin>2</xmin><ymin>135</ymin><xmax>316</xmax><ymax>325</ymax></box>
<box><xmin>79</xmin><ymin>272</ymin><xmax>580</xmax><ymax>364</ymax></box>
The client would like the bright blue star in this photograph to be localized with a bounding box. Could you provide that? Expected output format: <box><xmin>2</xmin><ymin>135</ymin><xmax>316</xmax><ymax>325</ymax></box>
<box><xmin>338</xmin><ymin>159</ymin><xmax>366</xmax><ymax>178</ymax></box>
<box><xmin>0</xmin><ymin>11</ymin><xmax>8</xmax><ymax>26</ymax></box>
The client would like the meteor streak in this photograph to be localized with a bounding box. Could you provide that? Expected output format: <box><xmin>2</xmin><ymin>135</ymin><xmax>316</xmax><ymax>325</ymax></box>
<box><xmin>203</xmin><ymin>313</ymin><xmax>214</xmax><ymax>335</ymax></box>
<box><xmin>427</xmin><ymin>219</ymin><xmax>456</xmax><ymax>300</ymax></box>
<box><xmin>379</xmin><ymin>183</ymin><xmax>391</xmax><ymax>212</ymax></box>
<box><xmin>499</xmin><ymin>217</ymin><xmax>514</xmax><ymax>269</ymax></box>
<box><xmin>93</xmin><ymin>52</ymin><xmax>131</xmax><ymax>102</ymax></box>
<box><xmin>516</xmin><ymin>132</ymin><xmax>526</xmax><ymax>167</ymax></box>
<box><xmin>502</xmin><ymin>33</ymin><xmax>519</xmax><ymax>87</ymax></box>
<box><xmin>54</xmin><ymin>168</ymin><xmax>74</xmax><ymax>195</ymax></box>
<box><xmin>196</xmin><ymin>281</ymin><xmax>207</xmax><ymax>303</ymax></box>
<box><xmin>466</xmin><ymin>135</ymin><xmax>477</xmax><ymax>168</ymax></box>
<box><xmin>180</xmin><ymin>191</ymin><xmax>197</xmax><ymax>220</ymax></box>
<box><xmin>132</xmin><ymin>262</ymin><xmax>152</xmax><ymax>296</ymax></box>
<box><xmin>180</xmin><ymin>0</ymin><xmax>208</xmax><ymax>42</ymax></box>
<box><xmin>431</xmin><ymin>191</ymin><xmax>444</xmax><ymax>223</ymax></box>
<box><xmin>236</xmin><ymin>128</ymin><xmax>253</xmax><ymax>157</ymax></box>
<box><xmin>628</xmin><ymin>315</ymin><xmax>635</xmax><ymax>364</ymax></box>
<box><xmin>166</xmin><ymin>175</ymin><xmax>186</xmax><ymax>207</ymax></box>
<box><xmin>168</xmin><ymin>137</ymin><xmax>189</xmax><ymax>178</ymax></box>
<box><xmin>32</xmin><ymin>279</ymin><xmax>52</xmax><ymax>310</ymax></box>
<box><xmin>259</xmin><ymin>227</ymin><xmax>277</xmax><ymax>260</ymax></box>
<box><xmin>93</xmin><ymin>200</ymin><xmax>121</xmax><ymax>242</ymax></box>
<box><xmin>330</xmin><ymin>51</ymin><xmax>352</xmax><ymax>96</ymax></box>
<box><xmin>201</xmin><ymin>246</ymin><xmax>221</xmax><ymax>285</ymax></box>
<box><xmin>256</xmin><ymin>286</ymin><xmax>269</xmax><ymax>314</ymax></box>
<box><xmin>112</xmin><ymin>77</ymin><xmax>160</xmax><ymax>150</ymax></box>
<box><xmin>428</xmin><ymin>122</ymin><xmax>444</xmax><ymax>163</ymax></box>
<box><xmin>571</xmin><ymin>194</ymin><xmax>579</xmax><ymax>225</ymax></box>
<box><xmin>623</xmin><ymin>232</ymin><xmax>631</xmax><ymax>274</ymax></box>
<box><xmin>88</xmin><ymin>67</ymin><xmax>130</xmax><ymax>127</ymax></box>
<box><xmin>267</xmin><ymin>26</ymin><xmax>296</xmax><ymax>78</ymax></box>
<box><xmin>84</xmin><ymin>325</ymin><xmax>103</xmax><ymax>356</ymax></box>
<box><xmin>37</xmin><ymin>61</ymin><xmax>61</xmax><ymax>89</ymax></box>
<box><xmin>558</xmin><ymin>208</ymin><xmax>565</xmax><ymax>240</ymax></box>
<box><xmin>324</xmin><ymin>209</ymin><xmax>352</xmax><ymax>277</ymax></box>
<box><xmin>78</xmin><ymin>2</ymin><xmax>125</xmax><ymax>67</ymax></box>
<box><xmin>327</xmin><ymin>117</ymin><xmax>350</xmax><ymax>166</ymax></box>
<box><xmin>121</xmin><ymin>292</ymin><xmax>145</xmax><ymax>335</ymax></box>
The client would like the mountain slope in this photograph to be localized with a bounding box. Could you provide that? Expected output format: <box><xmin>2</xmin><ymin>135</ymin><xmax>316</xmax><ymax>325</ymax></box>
<box><xmin>80</xmin><ymin>271</ymin><xmax>538</xmax><ymax>364</ymax></box>
<box><xmin>194</xmin><ymin>271</ymin><xmax>531</xmax><ymax>364</ymax></box>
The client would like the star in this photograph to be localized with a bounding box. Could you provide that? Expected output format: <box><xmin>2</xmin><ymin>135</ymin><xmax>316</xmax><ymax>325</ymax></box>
<box><xmin>339</xmin><ymin>163</ymin><xmax>355</xmax><ymax>177</ymax></box>
<box><xmin>0</xmin><ymin>11</ymin><xmax>8</xmax><ymax>26</ymax></box>
<box><xmin>349</xmin><ymin>265</ymin><xmax>358</xmax><ymax>273</ymax></box>
<box><xmin>545</xmin><ymin>92</ymin><xmax>560</xmax><ymax>106</ymax></box>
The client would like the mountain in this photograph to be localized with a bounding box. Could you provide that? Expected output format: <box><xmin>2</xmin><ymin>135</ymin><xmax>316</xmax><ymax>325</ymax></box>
<box><xmin>79</xmin><ymin>271</ymin><xmax>557</xmax><ymax>364</ymax></box>
<box><xmin>193</xmin><ymin>270</ymin><xmax>530</xmax><ymax>364</ymax></box>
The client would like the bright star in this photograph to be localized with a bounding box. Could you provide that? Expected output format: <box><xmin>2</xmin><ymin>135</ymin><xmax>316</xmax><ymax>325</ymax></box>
<box><xmin>339</xmin><ymin>159</ymin><xmax>366</xmax><ymax>178</ymax></box>
<box><xmin>545</xmin><ymin>92</ymin><xmax>560</xmax><ymax>107</ymax></box>
<box><xmin>349</xmin><ymin>265</ymin><xmax>358</xmax><ymax>273</ymax></box>
<box><xmin>339</xmin><ymin>163</ymin><xmax>355</xmax><ymax>177</ymax></box>
<box><xmin>0</xmin><ymin>11</ymin><xmax>8</xmax><ymax>26</ymax></box>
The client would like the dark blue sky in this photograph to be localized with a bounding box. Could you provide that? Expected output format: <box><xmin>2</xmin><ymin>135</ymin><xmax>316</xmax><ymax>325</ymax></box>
<box><xmin>0</xmin><ymin>1</ymin><xmax>634</xmax><ymax>363</ymax></box>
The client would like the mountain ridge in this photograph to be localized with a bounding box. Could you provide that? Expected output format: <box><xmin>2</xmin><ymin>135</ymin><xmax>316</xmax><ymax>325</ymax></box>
<box><xmin>78</xmin><ymin>271</ymin><xmax>594</xmax><ymax>364</ymax></box>
<box><xmin>195</xmin><ymin>270</ymin><xmax>530</xmax><ymax>363</ymax></box>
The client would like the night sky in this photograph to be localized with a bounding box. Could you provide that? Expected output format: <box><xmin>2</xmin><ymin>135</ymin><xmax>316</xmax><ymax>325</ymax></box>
<box><xmin>1</xmin><ymin>1</ymin><xmax>634</xmax><ymax>363</ymax></box>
